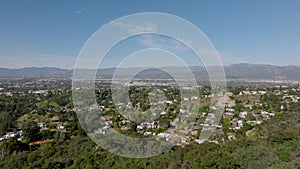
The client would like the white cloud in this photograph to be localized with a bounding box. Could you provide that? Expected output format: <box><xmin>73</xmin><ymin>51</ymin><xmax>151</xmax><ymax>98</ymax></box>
<box><xmin>110</xmin><ymin>21</ymin><xmax>158</xmax><ymax>34</ymax></box>
<box><xmin>75</xmin><ymin>7</ymin><xmax>88</xmax><ymax>14</ymax></box>
<box><xmin>138</xmin><ymin>34</ymin><xmax>190</xmax><ymax>52</ymax></box>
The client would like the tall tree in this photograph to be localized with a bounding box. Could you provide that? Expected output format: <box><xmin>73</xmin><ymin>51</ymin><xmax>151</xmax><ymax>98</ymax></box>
<box><xmin>22</xmin><ymin>122</ymin><xmax>40</xmax><ymax>143</ymax></box>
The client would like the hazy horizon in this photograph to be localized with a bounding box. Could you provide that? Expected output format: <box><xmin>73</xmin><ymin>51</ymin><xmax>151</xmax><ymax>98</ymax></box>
<box><xmin>1</xmin><ymin>62</ymin><xmax>300</xmax><ymax>70</ymax></box>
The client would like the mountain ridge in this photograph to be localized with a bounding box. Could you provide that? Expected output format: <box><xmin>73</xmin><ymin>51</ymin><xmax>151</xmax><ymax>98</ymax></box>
<box><xmin>1</xmin><ymin>63</ymin><xmax>300</xmax><ymax>81</ymax></box>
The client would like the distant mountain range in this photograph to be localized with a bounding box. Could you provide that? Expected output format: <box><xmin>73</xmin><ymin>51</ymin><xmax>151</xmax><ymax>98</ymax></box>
<box><xmin>0</xmin><ymin>67</ymin><xmax>72</xmax><ymax>78</ymax></box>
<box><xmin>1</xmin><ymin>63</ymin><xmax>300</xmax><ymax>82</ymax></box>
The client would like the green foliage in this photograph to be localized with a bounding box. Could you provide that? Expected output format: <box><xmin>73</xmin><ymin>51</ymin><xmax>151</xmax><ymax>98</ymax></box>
<box><xmin>0</xmin><ymin>112</ymin><xmax>300</xmax><ymax>168</ymax></box>
<box><xmin>22</xmin><ymin>122</ymin><xmax>40</xmax><ymax>143</ymax></box>
<box><xmin>0</xmin><ymin>137</ymin><xmax>29</xmax><ymax>157</ymax></box>
<box><xmin>2</xmin><ymin>85</ymin><xmax>300</xmax><ymax>168</ymax></box>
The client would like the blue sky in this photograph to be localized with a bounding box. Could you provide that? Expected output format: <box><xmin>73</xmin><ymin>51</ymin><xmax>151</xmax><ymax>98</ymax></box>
<box><xmin>1</xmin><ymin>0</ymin><xmax>300</xmax><ymax>68</ymax></box>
